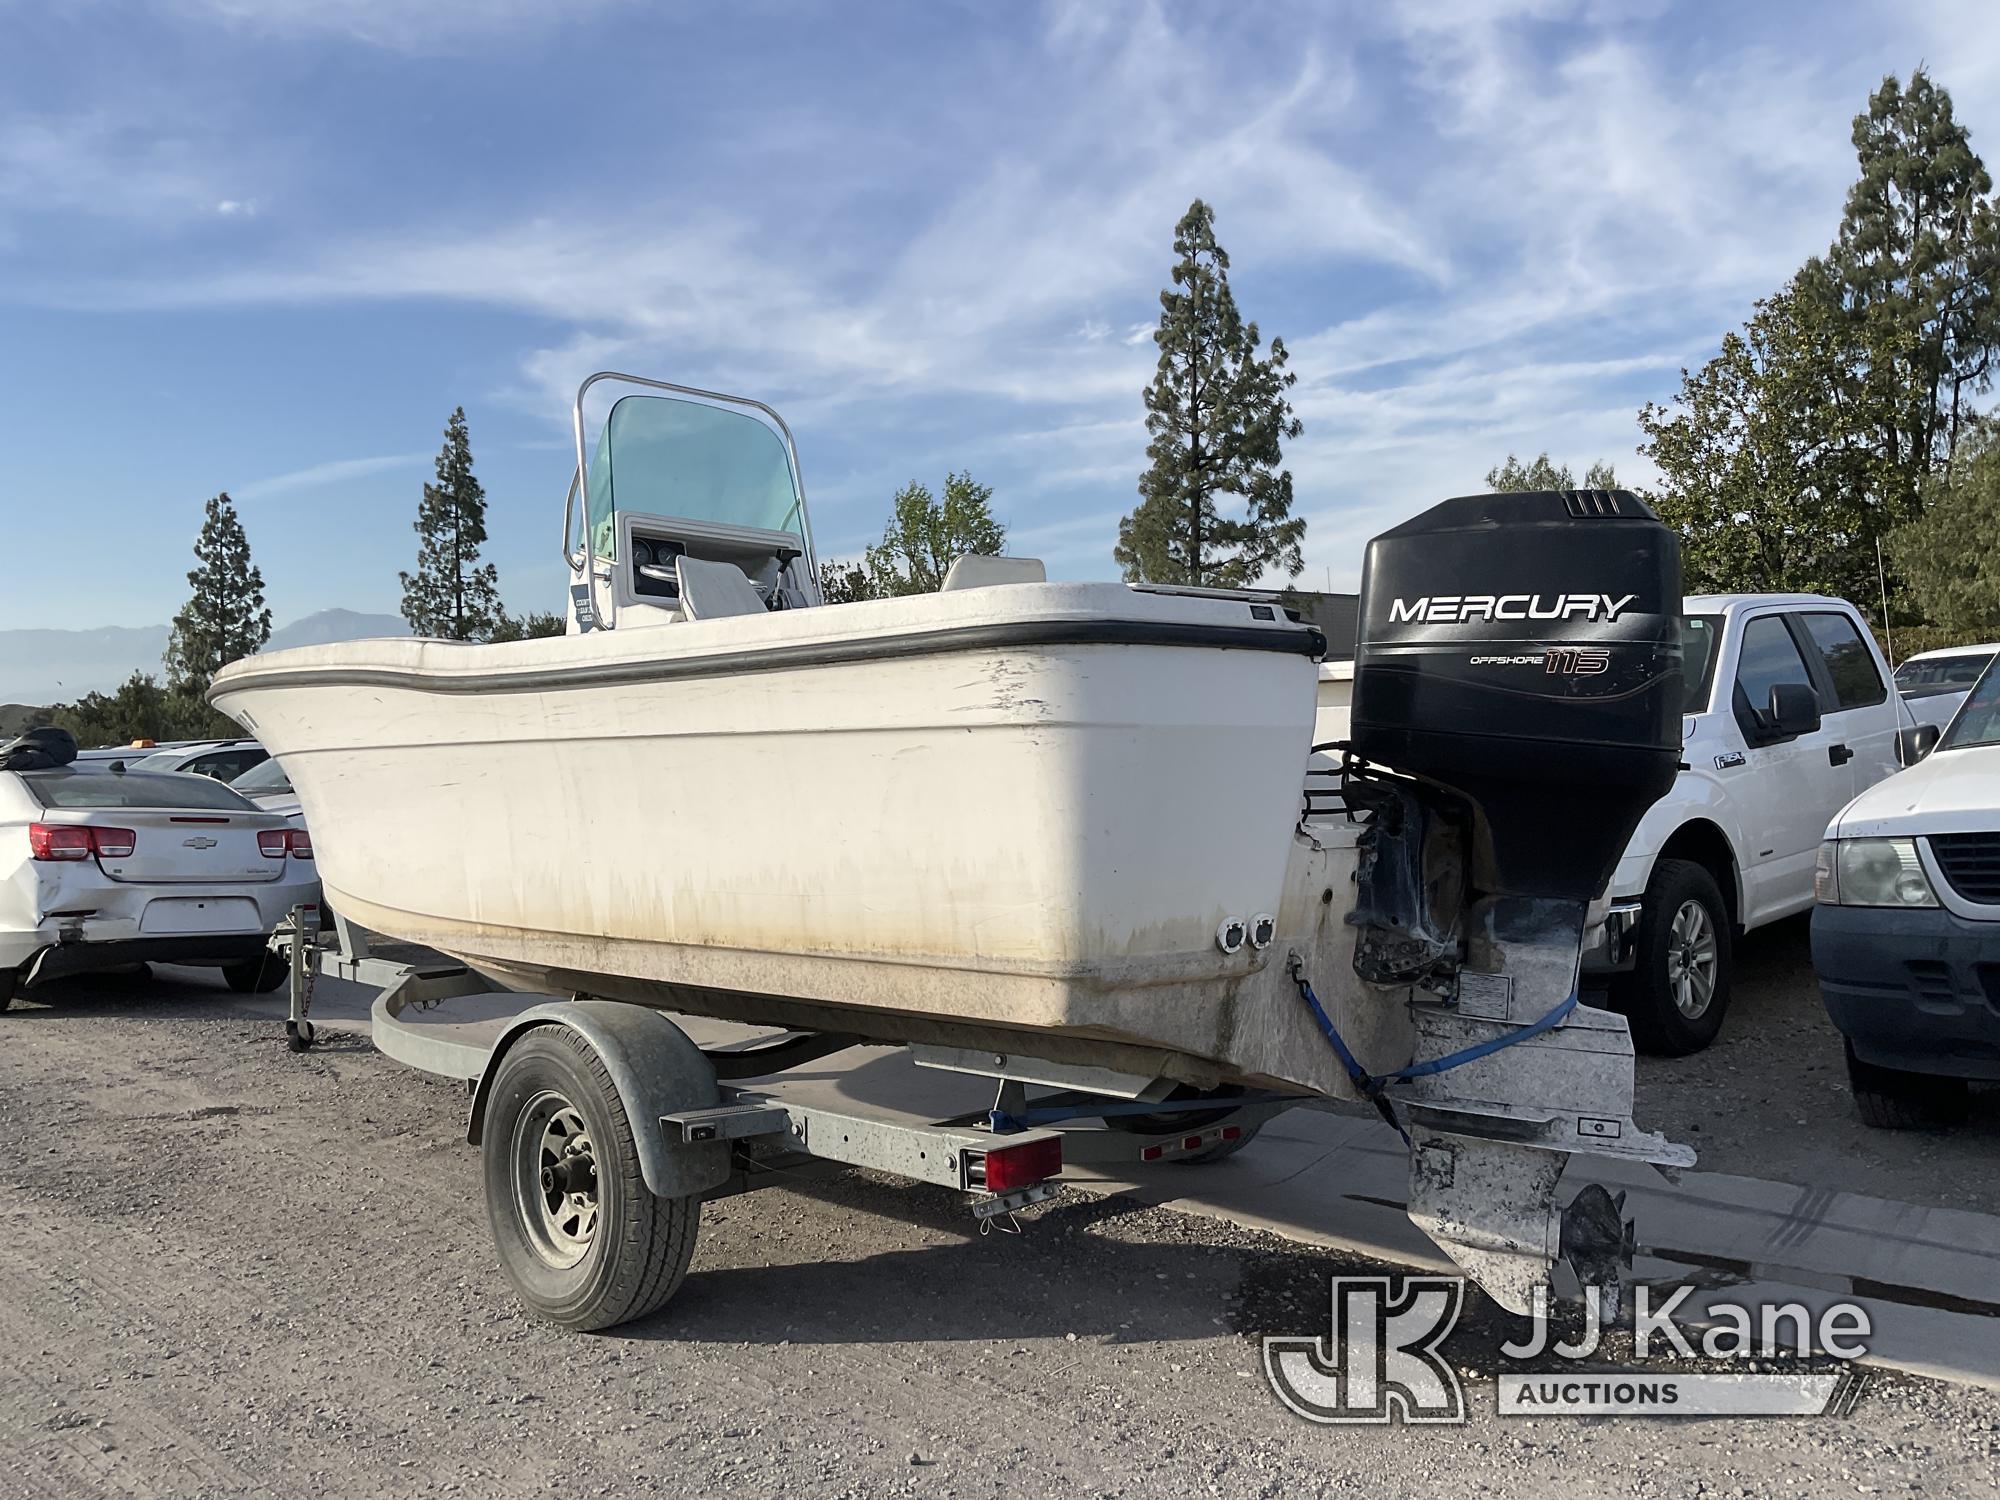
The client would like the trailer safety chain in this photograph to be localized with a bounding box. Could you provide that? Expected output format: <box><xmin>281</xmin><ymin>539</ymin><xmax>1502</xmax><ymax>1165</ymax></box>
<box><xmin>1286</xmin><ymin>952</ymin><xmax>1578</xmax><ymax>1147</ymax></box>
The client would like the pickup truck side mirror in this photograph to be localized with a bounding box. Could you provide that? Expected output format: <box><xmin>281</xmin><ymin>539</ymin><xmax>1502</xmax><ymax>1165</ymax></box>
<box><xmin>1898</xmin><ymin>722</ymin><xmax>1941</xmax><ymax>765</ymax></box>
<box><xmin>1768</xmin><ymin>682</ymin><xmax>1822</xmax><ymax>739</ymax></box>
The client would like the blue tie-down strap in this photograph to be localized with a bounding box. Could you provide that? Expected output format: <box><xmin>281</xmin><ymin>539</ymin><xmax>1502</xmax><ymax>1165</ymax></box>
<box><xmin>988</xmin><ymin>1091</ymin><xmax>1290</xmax><ymax>1136</ymax></box>
<box><xmin>1287</xmin><ymin>956</ymin><xmax>1578</xmax><ymax>1146</ymax></box>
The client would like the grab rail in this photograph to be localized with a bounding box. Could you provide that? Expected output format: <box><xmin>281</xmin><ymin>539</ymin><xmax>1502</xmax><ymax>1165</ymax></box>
<box><xmin>561</xmin><ymin>371</ymin><xmax>819</xmax><ymax>632</ymax></box>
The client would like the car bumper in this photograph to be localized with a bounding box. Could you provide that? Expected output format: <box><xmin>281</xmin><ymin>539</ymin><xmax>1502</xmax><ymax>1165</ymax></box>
<box><xmin>1811</xmin><ymin>903</ymin><xmax>2000</xmax><ymax>1080</ymax></box>
<box><xmin>1</xmin><ymin>872</ymin><xmax>320</xmax><ymax>981</ymax></box>
<box><xmin>27</xmin><ymin>933</ymin><xmax>275</xmax><ymax>983</ymax></box>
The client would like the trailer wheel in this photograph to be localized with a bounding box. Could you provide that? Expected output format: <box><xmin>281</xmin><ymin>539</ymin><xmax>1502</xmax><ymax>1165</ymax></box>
<box><xmin>482</xmin><ymin>1027</ymin><xmax>699</xmax><ymax>1331</ymax></box>
<box><xmin>1101</xmin><ymin>1085</ymin><xmax>1242</xmax><ymax>1135</ymax></box>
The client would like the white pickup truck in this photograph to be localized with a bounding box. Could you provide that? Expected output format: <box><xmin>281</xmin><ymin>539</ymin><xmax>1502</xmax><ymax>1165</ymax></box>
<box><xmin>1582</xmin><ymin>593</ymin><xmax>1927</xmax><ymax>1053</ymax></box>
<box><xmin>1316</xmin><ymin>593</ymin><xmax>1920</xmax><ymax>1054</ymax></box>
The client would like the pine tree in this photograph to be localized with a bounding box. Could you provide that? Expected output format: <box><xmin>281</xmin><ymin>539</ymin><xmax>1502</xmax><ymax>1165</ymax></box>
<box><xmin>163</xmin><ymin>492</ymin><xmax>272</xmax><ymax>696</ymax></box>
<box><xmin>1821</xmin><ymin>70</ymin><xmax>2000</xmax><ymax>498</ymax></box>
<box><xmin>400</xmin><ymin>407</ymin><xmax>503</xmax><ymax>640</ymax></box>
<box><xmin>1115</xmin><ymin>200</ymin><xmax>1304</xmax><ymax>588</ymax></box>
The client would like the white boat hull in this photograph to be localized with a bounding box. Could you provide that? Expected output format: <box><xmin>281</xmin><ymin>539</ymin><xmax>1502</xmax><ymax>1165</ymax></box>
<box><xmin>214</xmin><ymin>584</ymin><xmax>1409</xmax><ymax>1098</ymax></box>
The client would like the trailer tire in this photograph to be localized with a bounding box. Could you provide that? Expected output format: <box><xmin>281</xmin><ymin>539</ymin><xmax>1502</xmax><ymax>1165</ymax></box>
<box><xmin>483</xmin><ymin>1026</ymin><xmax>699</xmax><ymax>1331</ymax></box>
<box><xmin>1613</xmin><ymin>858</ymin><xmax>1732</xmax><ymax>1056</ymax></box>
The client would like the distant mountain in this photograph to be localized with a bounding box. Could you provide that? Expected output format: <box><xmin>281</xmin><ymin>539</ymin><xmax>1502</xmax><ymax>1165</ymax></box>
<box><xmin>0</xmin><ymin>609</ymin><xmax>409</xmax><ymax>703</ymax></box>
<box><xmin>0</xmin><ymin>704</ymin><xmax>51</xmax><ymax>737</ymax></box>
<box><xmin>266</xmin><ymin>609</ymin><xmax>409</xmax><ymax>651</ymax></box>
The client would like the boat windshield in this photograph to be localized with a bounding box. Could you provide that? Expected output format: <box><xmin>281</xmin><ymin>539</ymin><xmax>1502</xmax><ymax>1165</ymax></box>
<box><xmin>586</xmin><ymin>393</ymin><xmax>803</xmax><ymax>561</ymax></box>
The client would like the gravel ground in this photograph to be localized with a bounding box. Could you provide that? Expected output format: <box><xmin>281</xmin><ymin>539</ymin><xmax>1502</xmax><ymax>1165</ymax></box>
<box><xmin>1624</xmin><ymin>914</ymin><xmax>2000</xmax><ymax>1215</ymax></box>
<box><xmin>2</xmin><ymin>968</ymin><xmax>1997</xmax><ymax>1499</ymax></box>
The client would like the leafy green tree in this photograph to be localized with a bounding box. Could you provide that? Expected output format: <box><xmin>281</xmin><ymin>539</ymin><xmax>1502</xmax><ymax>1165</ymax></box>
<box><xmin>862</xmin><ymin>472</ymin><xmax>1006</xmax><ymax>596</ymax></box>
<box><xmin>1484</xmin><ymin>454</ymin><xmax>1620</xmax><ymax>492</ymax></box>
<box><xmin>1819</xmin><ymin>70</ymin><xmax>2000</xmax><ymax>499</ymax></box>
<box><xmin>487</xmin><ymin>610</ymin><xmax>567</xmax><ymax>642</ymax></box>
<box><xmin>1115</xmin><ymin>199</ymin><xmax>1304</xmax><ymax>587</ymax></box>
<box><xmin>163</xmin><ymin>492</ymin><xmax>271</xmax><ymax>696</ymax></box>
<box><xmin>1889</xmin><ymin>419</ymin><xmax>2000</xmax><ymax>631</ymax></box>
<box><xmin>52</xmin><ymin>672</ymin><xmax>235</xmax><ymax>748</ymax></box>
<box><xmin>400</xmin><ymin>407</ymin><xmax>504</xmax><ymax>640</ymax></box>
<box><xmin>1639</xmin><ymin>269</ymin><xmax>1893</xmax><ymax>599</ymax></box>
<box><xmin>817</xmin><ymin>559</ymin><xmax>874</xmax><ymax>604</ymax></box>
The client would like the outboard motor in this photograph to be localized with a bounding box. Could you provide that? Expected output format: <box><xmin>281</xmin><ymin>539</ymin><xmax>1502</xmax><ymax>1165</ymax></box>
<box><xmin>1341</xmin><ymin>489</ymin><xmax>1690</xmax><ymax>1319</ymax></box>
<box><xmin>1351</xmin><ymin>488</ymin><xmax>1683</xmax><ymax>905</ymax></box>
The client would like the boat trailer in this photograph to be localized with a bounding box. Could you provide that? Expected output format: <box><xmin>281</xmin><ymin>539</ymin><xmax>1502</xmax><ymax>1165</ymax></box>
<box><xmin>279</xmin><ymin>908</ymin><xmax>1316</xmax><ymax>1327</ymax></box>
<box><xmin>276</xmin><ymin>903</ymin><xmax>1677</xmax><ymax>1332</ymax></box>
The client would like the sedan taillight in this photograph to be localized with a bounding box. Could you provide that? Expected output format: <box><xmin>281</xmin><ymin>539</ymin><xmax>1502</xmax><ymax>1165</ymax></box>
<box><xmin>29</xmin><ymin>824</ymin><xmax>135</xmax><ymax>861</ymax></box>
<box><xmin>259</xmin><ymin>828</ymin><xmax>312</xmax><ymax>860</ymax></box>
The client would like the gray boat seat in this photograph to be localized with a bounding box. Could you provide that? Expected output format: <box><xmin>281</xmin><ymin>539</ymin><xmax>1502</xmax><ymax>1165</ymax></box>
<box><xmin>675</xmin><ymin>556</ymin><xmax>769</xmax><ymax>619</ymax></box>
<box><xmin>940</xmin><ymin>555</ymin><xmax>1047</xmax><ymax>592</ymax></box>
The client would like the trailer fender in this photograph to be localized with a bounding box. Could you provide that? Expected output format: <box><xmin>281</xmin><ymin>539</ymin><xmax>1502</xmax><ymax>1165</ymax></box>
<box><xmin>466</xmin><ymin>1001</ymin><xmax>730</xmax><ymax>1200</ymax></box>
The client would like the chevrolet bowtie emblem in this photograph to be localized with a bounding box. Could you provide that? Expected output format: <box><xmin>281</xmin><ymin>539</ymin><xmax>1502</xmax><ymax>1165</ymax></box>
<box><xmin>183</xmin><ymin>836</ymin><xmax>218</xmax><ymax>849</ymax></box>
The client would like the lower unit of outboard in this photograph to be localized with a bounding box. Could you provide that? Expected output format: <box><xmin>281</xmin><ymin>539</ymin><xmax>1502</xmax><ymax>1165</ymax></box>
<box><xmin>1341</xmin><ymin>489</ymin><xmax>1694</xmax><ymax>1315</ymax></box>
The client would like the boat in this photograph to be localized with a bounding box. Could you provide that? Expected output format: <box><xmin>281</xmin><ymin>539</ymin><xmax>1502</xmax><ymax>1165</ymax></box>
<box><xmin>212</xmin><ymin>373</ymin><xmax>1693</xmax><ymax>1309</ymax></box>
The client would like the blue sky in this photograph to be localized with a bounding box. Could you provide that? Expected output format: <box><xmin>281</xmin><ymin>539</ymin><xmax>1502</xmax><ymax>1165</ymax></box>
<box><xmin>0</xmin><ymin>0</ymin><xmax>1993</xmax><ymax>633</ymax></box>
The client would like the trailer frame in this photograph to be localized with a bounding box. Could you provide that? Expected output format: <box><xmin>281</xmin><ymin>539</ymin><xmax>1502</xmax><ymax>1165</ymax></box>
<box><xmin>282</xmin><ymin>912</ymin><xmax>1293</xmax><ymax>1327</ymax></box>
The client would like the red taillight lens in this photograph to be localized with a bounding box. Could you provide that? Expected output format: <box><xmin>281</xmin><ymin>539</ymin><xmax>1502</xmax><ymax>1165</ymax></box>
<box><xmin>90</xmin><ymin>827</ymin><xmax>136</xmax><ymax>858</ymax></box>
<box><xmin>980</xmin><ymin>1135</ymin><xmax>1062</xmax><ymax>1193</ymax></box>
<box><xmin>258</xmin><ymin>830</ymin><xmax>289</xmax><ymax>859</ymax></box>
<box><xmin>28</xmin><ymin>823</ymin><xmax>91</xmax><ymax>861</ymax></box>
<box><xmin>287</xmin><ymin>829</ymin><xmax>312</xmax><ymax>860</ymax></box>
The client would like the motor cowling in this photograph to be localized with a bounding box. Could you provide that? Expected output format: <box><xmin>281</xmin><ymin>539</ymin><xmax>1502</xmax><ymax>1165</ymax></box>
<box><xmin>1350</xmin><ymin>490</ymin><xmax>1683</xmax><ymax>903</ymax></box>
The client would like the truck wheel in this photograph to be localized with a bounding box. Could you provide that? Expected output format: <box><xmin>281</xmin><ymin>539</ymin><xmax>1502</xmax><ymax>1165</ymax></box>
<box><xmin>1615</xmin><ymin>859</ymin><xmax>1733</xmax><ymax>1056</ymax></box>
<box><xmin>222</xmin><ymin>953</ymin><xmax>287</xmax><ymax>994</ymax></box>
<box><xmin>483</xmin><ymin>1027</ymin><xmax>700</xmax><ymax>1331</ymax></box>
<box><xmin>1845</xmin><ymin>1043</ymin><xmax>1971</xmax><ymax>1130</ymax></box>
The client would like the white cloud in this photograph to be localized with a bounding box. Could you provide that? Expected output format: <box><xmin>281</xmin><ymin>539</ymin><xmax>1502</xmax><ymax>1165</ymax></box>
<box><xmin>234</xmin><ymin>452</ymin><xmax>429</xmax><ymax>502</ymax></box>
<box><xmin>6</xmin><ymin>0</ymin><xmax>1991</xmax><ymax>595</ymax></box>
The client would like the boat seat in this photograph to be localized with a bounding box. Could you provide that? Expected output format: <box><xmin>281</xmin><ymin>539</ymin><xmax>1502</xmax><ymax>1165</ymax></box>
<box><xmin>675</xmin><ymin>556</ymin><xmax>769</xmax><ymax>619</ymax></box>
<box><xmin>940</xmin><ymin>555</ymin><xmax>1047</xmax><ymax>591</ymax></box>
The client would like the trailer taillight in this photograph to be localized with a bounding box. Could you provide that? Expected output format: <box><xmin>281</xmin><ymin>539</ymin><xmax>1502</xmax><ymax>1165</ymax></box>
<box><xmin>979</xmin><ymin>1135</ymin><xmax>1062</xmax><ymax>1193</ymax></box>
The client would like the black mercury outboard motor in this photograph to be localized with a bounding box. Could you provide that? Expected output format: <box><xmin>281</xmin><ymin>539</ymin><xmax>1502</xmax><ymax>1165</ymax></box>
<box><xmin>1337</xmin><ymin>491</ymin><xmax>1687</xmax><ymax>1319</ymax></box>
<box><xmin>1351</xmin><ymin>489</ymin><xmax>1682</xmax><ymax>914</ymax></box>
